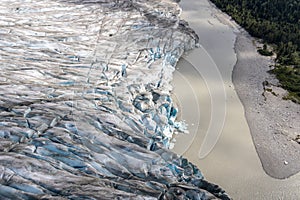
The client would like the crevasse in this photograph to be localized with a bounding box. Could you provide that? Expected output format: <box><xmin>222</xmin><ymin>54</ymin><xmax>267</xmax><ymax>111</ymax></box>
<box><xmin>0</xmin><ymin>0</ymin><xmax>230</xmax><ymax>199</ymax></box>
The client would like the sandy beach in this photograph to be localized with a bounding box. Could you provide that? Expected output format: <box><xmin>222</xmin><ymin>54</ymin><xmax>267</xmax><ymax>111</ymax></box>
<box><xmin>172</xmin><ymin>0</ymin><xmax>300</xmax><ymax>199</ymax></box>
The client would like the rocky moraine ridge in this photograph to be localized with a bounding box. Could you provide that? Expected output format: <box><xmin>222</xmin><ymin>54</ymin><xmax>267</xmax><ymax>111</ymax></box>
<box><xmin>0</xmin><ymin>0</ymin><xmax>230</xmax><ymax>199</ymax></box>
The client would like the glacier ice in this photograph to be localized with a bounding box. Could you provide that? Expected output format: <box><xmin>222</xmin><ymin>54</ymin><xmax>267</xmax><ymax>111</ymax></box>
<box><xmin>0</xmin><ymin>0</ymin><xmax>230</xmax><ymax>199</ymax></box>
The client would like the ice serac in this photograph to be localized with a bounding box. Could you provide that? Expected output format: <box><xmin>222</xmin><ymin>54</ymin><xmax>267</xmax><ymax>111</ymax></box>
<box><xmin>0</xmin><ymin>0</ymin><xmax>230</xmax><ymax>199</ymax></box>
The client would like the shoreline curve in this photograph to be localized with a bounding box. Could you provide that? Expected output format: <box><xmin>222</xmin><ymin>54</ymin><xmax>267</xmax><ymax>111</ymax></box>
<box><xmin>232</xmin><ymin>30</ymin><xmax>300</xmax><ymax>179</ymax></box>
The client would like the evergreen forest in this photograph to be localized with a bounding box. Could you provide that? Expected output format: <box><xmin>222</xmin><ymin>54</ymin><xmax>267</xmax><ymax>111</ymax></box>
<box><xmin>210</xmin><ymin>0</ymin><xmax>300</xmax><ymax>103</ymax></box>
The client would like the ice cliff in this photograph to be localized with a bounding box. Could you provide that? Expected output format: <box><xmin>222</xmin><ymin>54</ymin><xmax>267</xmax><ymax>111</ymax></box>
<box><xmin>0</xmin><ymin>0</ymin><xmax>230</xmax><ymax>199</ymax></box>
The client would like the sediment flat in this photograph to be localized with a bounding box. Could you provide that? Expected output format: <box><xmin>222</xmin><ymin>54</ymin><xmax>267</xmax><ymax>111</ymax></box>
<box><xmin>233</xmin><ymin>30</ymin><xmax>300</xmax><ymax>179</ymax></box>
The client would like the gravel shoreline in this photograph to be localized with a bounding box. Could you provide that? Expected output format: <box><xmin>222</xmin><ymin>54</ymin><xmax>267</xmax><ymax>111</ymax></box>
<box><xmin>232</xmin><ymin>30</ymin><xmax>300</xmax><ymax>179</ymax></box>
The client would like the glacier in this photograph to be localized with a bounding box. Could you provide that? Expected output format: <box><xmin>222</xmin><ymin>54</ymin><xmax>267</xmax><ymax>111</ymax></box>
<box><xmin>0</xmin><ymin>0</ymin><xmax>230</xmax><ymax>199</ymax></box>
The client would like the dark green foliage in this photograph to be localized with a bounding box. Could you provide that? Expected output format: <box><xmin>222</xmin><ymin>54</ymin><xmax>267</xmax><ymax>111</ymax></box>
<box><xmin>271</xmin><ymin>65</ymin><xmax>300</xmax><ymax>103</ymax></box>
<box><xmin>258</xmin><ymin>44</ymin><xmax>273</xmax><ymax>56</ymax></box>
<box><xmin>210</xmin><ymin>0</ymin><xmax>300</xmax><ymax>103</ymax></box>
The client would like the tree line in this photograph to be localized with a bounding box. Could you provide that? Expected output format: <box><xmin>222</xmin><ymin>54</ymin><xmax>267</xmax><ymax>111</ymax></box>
<box><xmin>210</xmin><ymin>0</ymin><xmax>300</xmax><ymax>103</ymax></box>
